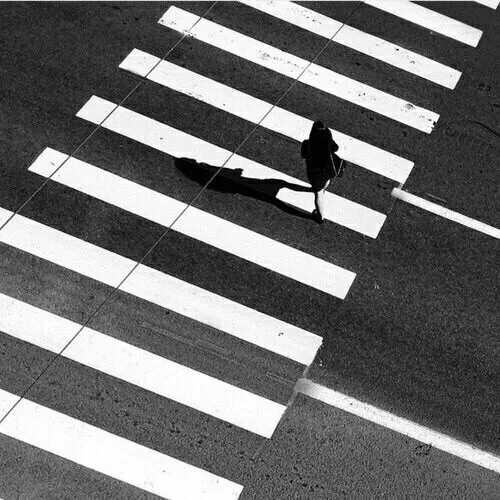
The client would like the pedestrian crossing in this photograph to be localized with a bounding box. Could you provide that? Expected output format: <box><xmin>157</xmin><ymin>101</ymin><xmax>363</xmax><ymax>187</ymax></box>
<box><xmin>0</xmin><ymin>293</ymin><xmax>286</xmax><ymax>437</ymax></box>
<box><xmin>0</xmin><ymin>1</ymin><xmax>491</xmax><ymax>498</ymax></box>
<box><xmin>240</xmin><ymin>0</ymin><xmax>462</xmax><ymax>89</ymax></box>
<box><xmin>0</xmin><ymin>207</ymin><xmax>322</xmax><ymax>365</ymax></box>
<box><xmin>29</xmin><ymin>148</ymin><xmax>356</xmax><ymax>298</ymax></box>
<box><xmin>0</xmin><ymin>388</ymin><xmax>243</xmax><ymax>499</ymax></box>
<box><xmin>159</xmin><ymin>7</ymin><xmax>440</xmax><ymax>133</ymax></box>
<box><xmin>120</xmin><ymin>48</ymin><xmax>414</xmax><ymax>184</ymax></box>
<box><xmin>75</xmin><ymin>94</ymin><xmax>386</xmax><ymax>237</ymax></box>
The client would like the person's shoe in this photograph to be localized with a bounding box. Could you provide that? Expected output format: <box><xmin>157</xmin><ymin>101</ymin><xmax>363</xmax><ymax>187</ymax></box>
<box><xmin>312</xmin><ymin>209</ymin><xmax>324</xmax><ymax>224</ymax></box>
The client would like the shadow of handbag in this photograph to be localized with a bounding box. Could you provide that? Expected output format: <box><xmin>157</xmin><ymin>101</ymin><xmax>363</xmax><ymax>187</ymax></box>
<box><xmin>337</xmin><ymin>157</ymin><xmax>346</xmax><ymax>178</ymax></box>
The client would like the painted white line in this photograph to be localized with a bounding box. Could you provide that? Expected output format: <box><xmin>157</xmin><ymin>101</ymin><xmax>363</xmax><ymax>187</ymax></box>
<box><xmin>0</xmin><ymin>292</ymin><xmax>81</xmax><ymax>353</ymax></box>
<box><xmin>30</xmin><ymin>148</ymin><xmax>356</xmax><ymax>299</ymax></box>
<box><xmin>240</xmin><ymin>0</ymin><xmax>461</xmax><ymax>89</ymax></box>
<box><xmin>0</xmin><ymin>293</ymin><xmax>285</xmax><ymax>438</ymax></box>
<box><xmin>474</xmin><ymin>0</ymin><xmax>499</xmax><ymax>8</ymax></box>
<box><xmin>0</xmin><ymin>389</ymin><xmax>18</xmax><ymax>422</ymax></box>
<box><xmin>159</xmin><ymin>7</ymin><xmax>439</xmax><ymax>133</ymax></box>
<box><xmin>0</xmin><ymin>207</ymin><xmax>12</xmax><ymax>227</ymax></box>
<box><xmin>300</xmin><ymin>65</ymin><xmax>438</xmax><ymax>134</ymax></box>
<box><xmin>0</xmin><ymin>388</ymin><xmax>243</xmax><ymax>499</ymax></box>
<box><xmin>0</xmin><ymin>209</ymin><xmax>137</xmax><ymax>288</ymax></box>
<box><xmin>296</xmin><ymin>379</ymin><xmax>500</xmax><ymax>474</ymax></box>
<box><xmin>0</xmin><ymin>206</ymin><xmax>322</xmax><ymax>365</ymax></box>
<box><xmin>78</xmin><ymin>95</ymin><xmax>386</xmax><ymax>238</ymax></box>
<box><xmin>122</xmin><ymin>264</ymin><xmax>323</xmax><ymax>366</ymax></box>
<box><xmin>365</xmin><ymin>0</ymin><xmax>483</xmax><ymax>48</ymax></box>
<box><xmin>120</xmin><ymin>48</ymin><xmax>272</xmax><ymax>123</ymax></box>
<box><xmin>392</xmin><ymin>189</ymin><xmax>500</xmax><ymax>239</ymax></box>
<box><xmin>121</xmin><ymin>48</ymin><xmax>413</xmax><ymax>184</ymax></box>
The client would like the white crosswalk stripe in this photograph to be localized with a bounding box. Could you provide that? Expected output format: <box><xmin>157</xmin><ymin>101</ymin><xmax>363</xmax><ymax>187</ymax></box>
<box><xmin>120</xmin><ymin>48</ymin><xmax>414</xmax><ymax>184</ymax></box>
<box><xmin>474</xmin><ymin>0</ymin><xmax>499</xmax><ymax>8</ymax></box>
<box><xmin>159</xmin><ymin>7</ymin><xmax>440</xmax><ymax>133</ymax></box>
<box><xmin>0</xmin><ymin>293</ymin><xmax>286</xmax><ymax>437</ymax></box>
<box><xmin>0</xmin><ymin>208</ymin><xmax>11</xmax><ymax>228</ymax></box>
<box><xmin>364</xmin><ymin>0</ymin><xmax>483</xmax><ymax>47</ymax></box>
<box><xmin>77</xmin><ymin>95</ymin><xmax>387</xmax><ymax>238</ymax></box>
<box><xmin>29</xmin><ymin>148</ymin><xmax>357</xmax><ymax>298</ymax></box>
<box><xmin>240</xmin><ymin>0</ymin><xmax>461</xmax><ymax>89</ymax></box>
<box><xmin>0</xmin><ymin>390</ymin><xmax>17</xmax><ymax>422</ymax></box>
<box><xmin>0</xmin><ymin>388</ymin><xmax>243</xmax><ymax>499</ymax></box>
<box><xmin>0</xmin><ymin>207</ymin><xmax>323</xmax><ymax>366</ymax></box>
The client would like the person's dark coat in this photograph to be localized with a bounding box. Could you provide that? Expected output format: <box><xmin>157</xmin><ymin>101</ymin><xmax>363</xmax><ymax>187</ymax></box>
<box><xmin>304</xmin><ymin>124</ymin><xmax>339</xmax><ymax>191</ymax></box>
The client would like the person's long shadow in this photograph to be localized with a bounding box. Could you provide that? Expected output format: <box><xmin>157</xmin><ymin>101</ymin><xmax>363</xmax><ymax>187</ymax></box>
<box><xmin>175</xmin><ymin>158</ymin><xmax>313</xmax><ymax>220</ymax></box>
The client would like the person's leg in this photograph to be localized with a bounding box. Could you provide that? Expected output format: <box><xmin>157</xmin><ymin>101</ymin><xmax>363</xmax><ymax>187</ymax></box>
<box><xmin>313</xmin><ymin>179</ymin><xmax>330</xmax><ymax>221</ymax></box>
<box><xmin>314</xmin><ymin>190</ymin><xmax>324</xmax><ymax>219</ymax></box>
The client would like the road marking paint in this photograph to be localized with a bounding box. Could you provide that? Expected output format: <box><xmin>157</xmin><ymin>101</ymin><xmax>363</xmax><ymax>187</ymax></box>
<box><xmin>121</xmin><ymin>264</ymin><xmax>323</xmax><ymax>365</ymax></box>
<box><xmin>121</xmin><ymin>49</ymin><xmax>273</xmax><ymax>123</ymax></box>
<box><xmin>240</xmin><ymin>0</ymin><xmax>461</xmax><ymax>89</ymax></box>
<box><xmin>121</xmin><ymin>49</ymin><xmax>413</xmax><ymax>184</ymax></box>
<box><xmin>296</xmin><ymin>379</ymin><xmax>500</xmax><ymax>474</ymax></box>
<box><xmin>0</xmin><ymin>389</ymin><xmax>18</xmax><ymax>422</ymax></box>
<box><xmin>78</xmin><ymin>95</ymin><xmax>386</xmax><ymax>238</ymax></box>
<box><xmin>0</xmin><ymin>208</ymin><xmax>12</xmax><ymax>228</ymax></box>
<box><xmin>0</xmin><ymin>388</ymin><xmax>243</xmax><ymax>499</ymax></box>
<box><xmin>0</xmin><ymin>207</ymin><xmax>322</xmax><ymax>365</ymax></box>
<box><xmin>0</xmin><ymin>210</ymin><xmax>136</xmax><ymax>288</ymax></box>
<box><xmin>0</xmin><ymin>293</ymin><xmax>285</xmax><ymax>437</ymax></box>
<box><xmin>365</xmin><ymin>0</ymin><xmax>483</xmax><ymax>48</ymax></box>
<box><xmin>474</xmin><ymin>0</ymin><xmax>499</xmax><ymax>8</ymax></box>
<box><xmin>392</xmin><ymin>189</ymin><xmax>500</xmax><ymax>239</ymax></box>
<box><xmin>0</xmin><ymin>292</ymin><xmax>80</xmax><ymax>353</ymax></box>
<box><xmin>159</xmin><ymin>7</ymin><xmax>439</xmax><ymax>133</ymax></box>
<box><xmin>30</xmin><ymin>148</ymin><xmax>356</xmax><ymax>299</ymax></box>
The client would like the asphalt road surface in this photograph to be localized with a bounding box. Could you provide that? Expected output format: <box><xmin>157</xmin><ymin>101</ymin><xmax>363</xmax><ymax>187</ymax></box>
<box><xmin>0</xmin><ymin>1</ymin><xmax>499</xmax><ymax>498</ymax></box>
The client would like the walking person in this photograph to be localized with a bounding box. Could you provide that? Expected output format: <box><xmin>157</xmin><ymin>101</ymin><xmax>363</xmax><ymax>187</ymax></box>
<box><xmin>301</xmin><ymin>121</ymin><xmax>343</xmax><ymax>223</ymax></box>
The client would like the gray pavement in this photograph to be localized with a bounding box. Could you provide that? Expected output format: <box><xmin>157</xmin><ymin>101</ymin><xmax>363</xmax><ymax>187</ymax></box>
<box><xmin>0</xmin><ymin>1</ymin><xmax>499</xmax><ymax>498</ymax></box>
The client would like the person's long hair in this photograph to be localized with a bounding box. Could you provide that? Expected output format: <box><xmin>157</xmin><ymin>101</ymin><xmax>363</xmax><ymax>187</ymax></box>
<box><xmin>308</xmin><ymin>121</ymin><xmax>332</xmax><ymax>158</ymax></box>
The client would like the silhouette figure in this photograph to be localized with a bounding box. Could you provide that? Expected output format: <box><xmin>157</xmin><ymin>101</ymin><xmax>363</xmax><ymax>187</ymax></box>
<box><xmin>175</xmin><ymin>158</ymin><xmax>313</xmax><ymax>220</ymax></box>
<box><xmin>303</xmin><ymin>121</ymin><xmax>341</xmax><ymax>223</ymax></box>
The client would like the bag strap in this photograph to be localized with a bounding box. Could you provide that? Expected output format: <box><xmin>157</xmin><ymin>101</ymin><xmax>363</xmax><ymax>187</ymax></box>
<box><xmin>330</xmin><ymin>153</ymin><xmax>340</xmax><ymax>176</ymax></box>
